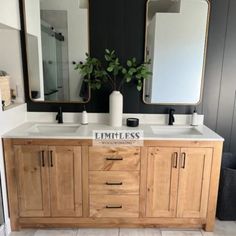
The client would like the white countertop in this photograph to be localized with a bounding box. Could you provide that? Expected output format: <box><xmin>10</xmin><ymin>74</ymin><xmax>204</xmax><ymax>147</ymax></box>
<box><xmin>2</xmin><ymin>122</ymin><xmax>224</xmax><ymax>141</ymax></box>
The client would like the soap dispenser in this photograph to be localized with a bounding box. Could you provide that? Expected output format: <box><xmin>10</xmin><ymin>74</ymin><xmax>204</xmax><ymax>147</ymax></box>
<box><xmin>191</xmin><ymin>107</ymin><xmax>198</xmax><ymax>126</ymax></box>
<box><xmin>81</xmin><ymin>105</ymin><xmax>88</xmax><ymax>125</ymax></box>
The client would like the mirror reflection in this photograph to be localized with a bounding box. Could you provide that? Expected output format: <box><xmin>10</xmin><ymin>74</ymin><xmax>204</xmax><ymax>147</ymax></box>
<box><xmin>144</xmin><ymin>0</ymin><xmax>210</xmax><ymax>105</ymax></box>
<box><xmin>24</xmin><ymin>0</ymin><xmax>89</xmax><ymax>103</ymax></box>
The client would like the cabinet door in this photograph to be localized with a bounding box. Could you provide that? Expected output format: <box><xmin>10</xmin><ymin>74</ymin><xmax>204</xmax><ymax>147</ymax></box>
<box><xmin>15</xmin><ymin>145</ymin><xmax>50</xmax><ymax>217</ymax></box>
<box><xmin>177</xmin><ymin>148</ymin><xmax>213</xmax><ymax>218</ymax></box>
<box><xmin>49</xmin><ymin>146</ymin><xmax>82</xmax><ymax>217</ymax></box>
<box><xmin>146</xmin><ymin>147</ymin><xmax>179</xmax><ymax>217</ymax></box>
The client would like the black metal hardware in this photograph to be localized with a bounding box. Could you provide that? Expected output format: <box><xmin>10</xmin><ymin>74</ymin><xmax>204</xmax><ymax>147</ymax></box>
<box><xmin>56</xmin><ymin>106</ymin><xmax>63</xmax><ymax>124</ymax></box>
<box><xmin>41</xmin><ymin>151</ymin><xmax>45</xmax><ymax>167</ymax></box>
<box><xmin>106</xmin><ymin>205</ymin><xmax>122</xmax><ymax>209</ymax></box>
<box><xmin>105</xmin><ymin>182</ymin><xmax>123</xmax><ymax>186</ymax></box>
<box><xmin>173</xmin><ymin>152</ymin><xmax>178</xmax><ymax>168</ymax></box>
<box><xmin>106</xmin><ymin>156</ymin><xmax>123</xmax><ymax>161</ymax></box>
<box><xmin>168</xmin><ymin>108</ymin><xmax>175</xmax><ymax>126</ymax></box>
<box><xmin>181</xmin><ymin>152</ymin><xmax>186</xmax><ymax>169</ymax></box>
<box><xmin>50</xmin><ymin>151</ymin><xmax>53</xmax><ymax>167</ymax></box>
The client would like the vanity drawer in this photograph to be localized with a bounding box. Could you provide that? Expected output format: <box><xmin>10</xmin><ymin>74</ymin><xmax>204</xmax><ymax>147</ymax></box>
<box><xmin>89</xmin><ymin>147</ymin><xmax>140</xmax><ymax>171</ymax></box>
<box><xmin>90</xmin><ymin>195</ymin><xmax>139</xmax><ymax>217</ymax></box>
<box><xmin>89</xmin><ymin>171</ymin><xmax>140</xmax><ymax>195</ymax></box>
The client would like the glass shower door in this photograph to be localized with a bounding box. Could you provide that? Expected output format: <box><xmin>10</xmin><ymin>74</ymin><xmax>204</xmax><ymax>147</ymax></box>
<box><xmin>41</xmin><ymin>25</ymin><xmax>59</xmax><ymax>101</ymax></box>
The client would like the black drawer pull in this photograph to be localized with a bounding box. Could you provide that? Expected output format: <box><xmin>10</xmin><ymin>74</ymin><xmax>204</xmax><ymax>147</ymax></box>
<box><xmin>106</xmin><ymin>205</ymin><xmax>122</xmax><ymax>209</ymax></box>
<box><xmin>106</xmin><ymin>156</ymin><xmax>123</xmax><ymax>161</ymax></box>
<box><xmin>181</xmin><ymin>152</ymin><xmax>186</xmax><ymax>169</ymax></box>
<box><xmin>41</xmin><ymin>151</ymin><xmax>45</xmax><ymax>167</ymax></box>
<box><xmin>50</xmin><ymin>151</ymin><xmax>53</xmax><ymax>167</ymax></box>
<box><xmin>105</xmin><ymin>182</ymin><xmax>123</xmax><ymax>186</ymax></box>
<box><xmin>172</xmin><ymin>152</ymin><xmax>178</xmax><ymax>168</ymax></box>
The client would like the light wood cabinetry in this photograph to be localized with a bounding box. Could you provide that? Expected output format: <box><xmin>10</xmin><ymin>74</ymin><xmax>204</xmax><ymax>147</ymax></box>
<box><xmin>90</xmin><ymin>195</ymin><xmax>139</xmax><ymax>218</ymax></box>
<box><xmin>49</xmin><ymin>146</ymin><xmax>82</xmax><ymax>217</ymax></box>
<box><xmin>12</xmin><ymin>144</ymin><xmax>82</xmax><ymax>219</ymax></box>
<box><xmin>89</xmin><ymin>171</ymin><xmax>139</xmax><ymax>195</ymax></box>
<box><xmin>89</xmin><ymin>147</ymin><xmax>140</xmax><ymax>171</ymax></box>
<box><xmin>177</xmin><ymin>148</ymin><xmax>212</xmax><ymax>218</ymax></box>
<box><xmin>3</xmin><ymin>139</ymin><xmax>223</xmax><ymax>232</ymax></box>
<box><xmin>146</xmin><ymin>147</ymin><xmax>212</xmax><ymax>219</ymax></box>
<box><xmin>14</xmin><ymin>145</ymin><xmax>50</xmax><ymax>217</ymax></box>
<box><xmin>146</xmin><ymin>147</ymin><xmax>179</xmax><ymax>218</ymax></box>
<box><xmin>88</xmin><ymin>147</ymin><xmax>140</xmax><ymax>218</ymax></box>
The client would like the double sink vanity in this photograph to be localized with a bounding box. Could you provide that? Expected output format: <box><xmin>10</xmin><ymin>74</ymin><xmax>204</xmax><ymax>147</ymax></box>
<box><xmin>2</xmin><ymin>121</ymin><xmax>223</xmax><ymax>232</ymax></box>
<box><xmin>1</xmin><ymin>0</ymin><xmax>223</xmax><ymax>233</ymax></box>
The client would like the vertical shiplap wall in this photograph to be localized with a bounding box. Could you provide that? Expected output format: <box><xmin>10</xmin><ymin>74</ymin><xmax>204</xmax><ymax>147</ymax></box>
<box><xmin>202</xmin><ymin>0</ymin><xmax>236</xmax><ymax>152</ymax></box>
<box><xmin>216</xmin><ymin>0</ymin><xmax>236</xmax><ymax>152</ymax></box>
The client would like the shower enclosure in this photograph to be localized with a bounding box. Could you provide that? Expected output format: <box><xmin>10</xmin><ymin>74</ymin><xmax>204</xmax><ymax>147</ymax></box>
<box><xmin>41</xmin><ymin>20</ymin><xmax>69</xmax><ymax>101</ymax></box>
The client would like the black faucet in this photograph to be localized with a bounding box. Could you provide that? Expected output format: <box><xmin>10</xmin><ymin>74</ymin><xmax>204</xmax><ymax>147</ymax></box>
<box><xmin>168</xmin><ymin>108</ymin><xmax>175</xmax><ymax>126</ymax></box>
<box><xmin>56</xmin><ymin>107</ymin><xmax>63</xmax><ymax>124</ymax></box>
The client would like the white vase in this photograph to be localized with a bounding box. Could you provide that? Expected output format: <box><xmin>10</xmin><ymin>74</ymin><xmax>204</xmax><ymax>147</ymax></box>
<box><xmin>109</xmin><ymin>91</ymin><xmax>123</xmax><ymax>127</ymax></box>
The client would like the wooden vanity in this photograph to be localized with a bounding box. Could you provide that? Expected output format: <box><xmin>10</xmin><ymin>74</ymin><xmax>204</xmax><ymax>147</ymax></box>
<box><xmin>3</xmin><ymin>138</ymin><xmax>223</xmax><ymax>232</ymax></box>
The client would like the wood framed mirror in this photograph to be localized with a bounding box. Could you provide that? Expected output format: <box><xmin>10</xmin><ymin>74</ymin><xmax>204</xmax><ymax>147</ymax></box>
<box><xmin>22</xmin><ymin>0</ymin><xmax>90</xmax><ymax>103</ymax></box>
<box><xmin>143</xmin><ymin>0</ymin><xmax>210</xmax><ymax>105</ymax></box>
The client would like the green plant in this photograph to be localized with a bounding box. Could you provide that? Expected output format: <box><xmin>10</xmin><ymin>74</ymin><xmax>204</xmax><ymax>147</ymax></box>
<box><xmin>75</xmin><ymin>49</ymin><xmax>151</xmax><ymax>91</ymax></box>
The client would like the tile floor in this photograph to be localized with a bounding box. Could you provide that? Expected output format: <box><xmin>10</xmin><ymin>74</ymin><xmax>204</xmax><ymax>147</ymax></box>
<box><xmin>9</xmin><ymin>220</ymin><xmax>236</xmax><ymax>236</ymax></box>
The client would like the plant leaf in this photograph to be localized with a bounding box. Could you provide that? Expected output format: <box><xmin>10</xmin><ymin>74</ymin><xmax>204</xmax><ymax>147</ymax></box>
<box><xmin>122</xmin><ymin>68</ymin><xmax>127</xmax><ymax>74</ymax></box>
<box><xmin>126</xmin><ymin>77</ymin><xmax>132</xmax><ymax>83</ymax></box>
<box><xmin>127</xmin><ymin>60</ymin><xmax>132</xmax><ymax>67</ymax></box>
<box><xmin>107</xmin><ymin>67</ymin><xmax>113</xmax><ymax>72</ymax></box>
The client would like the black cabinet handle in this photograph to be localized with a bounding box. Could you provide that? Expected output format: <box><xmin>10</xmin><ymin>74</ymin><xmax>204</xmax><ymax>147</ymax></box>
<box><xmin>105</xmin><ymin>182</ymin><xmax>123</xmax><ymax>186</ymax></box>
<box><xmin>41</xmin><ymin>151</ymin><xmax>45</xmax><ymax>167</ymax></box>
<box><xmin>173</xmin><ymin>152</ymin><xmax>178</xmax><ymax>168</ymax></box>
<box><xmin>106</xmin><ymin>205</ymin><xmax>122</xmax><ymax>209</ymax></box>
<box><xmin>50</xmin><ymin>151</ymin><xmax>53</xmax><ymax>167</ymax></box>
<box><xmin>181</xmin><ymin>152</ymin><xmax>186</xmax><ymax>169</ymax></box>
<box><xmin>106</xmin><ymin>156</ymin><xmax>123</xmax><ymax>161</ymax></box>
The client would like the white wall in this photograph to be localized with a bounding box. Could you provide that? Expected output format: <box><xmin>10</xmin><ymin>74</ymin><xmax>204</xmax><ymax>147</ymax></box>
<box><xmin>0</xmin><ymin>1</ymin><xmax>27</xmax><ymax>234</ymax></box>
<box><xmin>0</xmin><ymin>0</ymin><xmax>20</xmax><ymax>30</ymax></box>
<box><xmin>0</xmin><ymin>29</ymin><xmax>25</xmax><ymax>103</ymax></box>
<box><xmin>0</xmin><ymin>105</ymin><xmax>27</xmax><ymax>235</ymax></box>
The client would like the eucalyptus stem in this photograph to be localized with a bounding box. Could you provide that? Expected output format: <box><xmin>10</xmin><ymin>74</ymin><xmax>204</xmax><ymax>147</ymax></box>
<box><xmin>118</xmin><ymin>78</ymin><xmax>125</xmax><ymax>91</ymax></box>
<box><xmin>114</xmin><ymin>75</ymin><xmax>117</xmax><ymax>91</ymax></box>
<box><xmin>107</xmin><ymin>73</ymin><xmax>116</xmax><ymax>90</ymax></box>
<box><xmin>75</xmin><ymin>49</ymin><xmax>151</xmax><ymax>92</ymax></box>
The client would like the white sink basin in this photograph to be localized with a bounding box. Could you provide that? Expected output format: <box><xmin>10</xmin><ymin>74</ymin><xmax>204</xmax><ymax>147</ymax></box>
<box><xmin>27</xmin><ymin>124</ymin><xmax>81</xmax><ymax>134</ymax></box>
<box><xmin>151</xmin><ymin>126</ymin><xmax>202</xmax><ymax>136</ymax></box>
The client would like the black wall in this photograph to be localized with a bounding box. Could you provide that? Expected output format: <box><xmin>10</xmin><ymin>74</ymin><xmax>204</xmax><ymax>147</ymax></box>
<box><xmin>25</xmin><ymin>0</ymin><xmax>193</xmax><ymax>114</ymax></box>
<box><xmin>24</xmin><ymin>0</ymin><xmax>236</xmax><ymax>152</ymax></box>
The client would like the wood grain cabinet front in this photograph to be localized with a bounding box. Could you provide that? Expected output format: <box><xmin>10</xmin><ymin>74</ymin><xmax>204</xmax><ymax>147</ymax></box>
<box><xmin>3</xmin><ymin>139</ymin><xmax>223</xmax><ymax>231</ymax></box>
<box><xmin>88</xmin><ymin>146</ymin><xmax>141</xmax><ymax>218</ymax></box>
<box><xmin>89</xmin><ymin>147</ymin><xmax>140</xmax><ymax>171</ymax></box>
<box><xmin>146</xmin><ymin>147</ymin><xmax>213</xmax><ymax>219</ymax></box>
<box><xmin>89</xmin><ymin>171</ymin><xmax>140</xmax><ymax>195</ymax></box>
<box><xmin>14</xmin><ymin>145</ymin><xmax>82</xmax><ymax>218</ymax></box>
<box><xmin>14</xmin><ymin>145</ymin><xmax>50</xmax><ymax>217</ymax></box>
<box><xmin>90</xmin><ymin>195</ymin><xmax>139</xmax><ymax>218</ymax></box>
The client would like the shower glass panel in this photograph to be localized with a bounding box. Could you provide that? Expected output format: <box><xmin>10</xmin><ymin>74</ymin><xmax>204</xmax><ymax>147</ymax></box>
<box><xmin>41</xmin><ymin>24</ymin><xmax>65</xmax><ymax>101</ymax></box>
<box><xmin>56</xmin><ymin>40</ymin><xmax>64</xmax><ymax>101</ymax></box>
<box><xmin>41</xmin><ymin>25</ymin><xmax>58</xmax><ymax>101</ymax></box>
